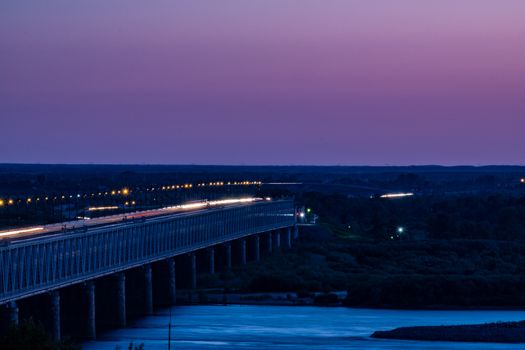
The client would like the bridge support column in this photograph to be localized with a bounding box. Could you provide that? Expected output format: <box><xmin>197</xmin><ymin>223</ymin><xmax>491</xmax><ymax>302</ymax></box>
<box><xmin>275</xmin><ymin>231</ymin><xmax>281</xmax><ymax>250</ymax></box>
<box><xmin>85</xmin><ymin>281</ymin><xmax>96</xmax><ymax>340</ymax></box>
<box><xmin>190</xmin><ymin>253</ymin><xmax>197</xmax><ymax>289</ymax></box>
<box><xmin>241</xmin><ymin>240</ymin><xmax>247</xmax><ymax>265</ymax></box>
<box><xmin>254</xmin><ymin>236</ymin><xmax>260</xmax><ymax>262</ymax></box>
<box><xmin>225</xmin><ymin>243</ymin><xmax>232</xmax><ymax>271</ymax></box>
<box><xmin>167</xmin><ymin>258</ymin><xmax>177</xmax><ymax>304</ymax></box>
<box><xmin>7</xmin><ymin>301</ymin><xmax>19</xmax><ymax>327</ymax></box>
<box><xmin>209</xmin><ymin>248</ymin><xmax>215</xmax><ymax>274</ymax></box>
<box><xmin>267</xmin><ymin>232</ymin><xmax>273</xmax><ymax>254</ymax></box>
<box><xmin>50</xmin><ymin>290</ymin><xmax>61</xmax><ymax>342</ymax></box>
<box><xmin>116</xmin><ymin>273</ymin><xmax>126</xmax><ymax>327</ymax></box>
<box><xmin>144</xmin><ymin>264</ymin><xmax>153</xmax><ymax>315</ymax></box>
<box><xmin>286</xmin><ymin>227</ymin><xmax>292</xmax><ymax>249</ymax></box>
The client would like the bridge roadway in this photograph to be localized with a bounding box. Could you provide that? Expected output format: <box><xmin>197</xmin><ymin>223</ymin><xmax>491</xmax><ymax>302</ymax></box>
<box><xmin>0</xmin><ymin>198</ymin><xmax>297</xmax><ymax>340</ymax></box>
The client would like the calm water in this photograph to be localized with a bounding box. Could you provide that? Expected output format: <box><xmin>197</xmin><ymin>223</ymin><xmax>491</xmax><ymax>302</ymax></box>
<box><xmin>84</xmin><ymin>305</ymin><xmax>525</xmax><ymax>349</ymax></box>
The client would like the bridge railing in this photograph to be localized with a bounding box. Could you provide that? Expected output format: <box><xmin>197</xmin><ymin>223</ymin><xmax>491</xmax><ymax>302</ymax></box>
<box><xmin>0</xmin><ymin>200</ymin><xmax>295</xmax><ymax>304</ymax></box>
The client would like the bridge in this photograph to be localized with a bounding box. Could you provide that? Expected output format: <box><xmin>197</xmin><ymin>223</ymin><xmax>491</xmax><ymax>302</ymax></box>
<box><xmin>0</xmin><ymin>198</ymin><xmax>297</xmax><ymax>340</ymax></box>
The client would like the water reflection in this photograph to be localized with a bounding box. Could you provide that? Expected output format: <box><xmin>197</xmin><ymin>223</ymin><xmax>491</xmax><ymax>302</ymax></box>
<box><xmin>84</xmin><ymin>305</ymin><xmax>525</xmax><ymax>349</ymax></box>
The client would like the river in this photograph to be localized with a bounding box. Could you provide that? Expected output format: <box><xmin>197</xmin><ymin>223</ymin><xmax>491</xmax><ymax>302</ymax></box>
<box><xmin>83</xmin><ymin>305</ymin><xmax>525</xmax><ymax>349</ymax></box>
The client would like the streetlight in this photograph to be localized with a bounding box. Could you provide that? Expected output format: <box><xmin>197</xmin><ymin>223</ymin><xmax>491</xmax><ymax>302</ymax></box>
<box><xmin>397</xmin><ymin>227</ymin><xmax>404</xmax><ymax>234</ymax></box>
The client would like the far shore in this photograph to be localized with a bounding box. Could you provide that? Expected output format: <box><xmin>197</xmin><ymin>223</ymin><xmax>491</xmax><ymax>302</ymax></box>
<box><xmin>176</xmin><ymin>290</ymin><xmax>343</xmax><ymax>306</ymax></box>
<box><xmin>175</xmin><ymin>290</ymin><xmax>525</xmax><ymax>310</ymax></box>
<box><xmin>372</xmin><ymin>321</ymin><xmax>525</xmax><ymax>343</ymax></box>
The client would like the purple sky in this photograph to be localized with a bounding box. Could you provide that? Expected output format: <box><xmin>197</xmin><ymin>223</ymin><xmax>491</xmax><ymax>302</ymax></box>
<box><xmin>1</xmin><ymin>1</ymin><xmax>524</xmax><ymax>165</ymax></box>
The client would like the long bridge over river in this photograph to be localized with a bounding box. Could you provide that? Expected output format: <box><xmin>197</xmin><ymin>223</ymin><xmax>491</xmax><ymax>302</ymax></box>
<box><xmin>0</xmin><ymin>198</ymin><xmax>297</xmax><ymax>340</ymax></box>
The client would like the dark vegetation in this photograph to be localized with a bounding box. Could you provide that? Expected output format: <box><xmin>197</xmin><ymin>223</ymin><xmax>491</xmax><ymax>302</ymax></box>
<box><xmin>0</xmin><ymin>321</ymin><xmax>80</xmax><ymax>350</ymax></box>
<box><xmin>208</xmin><ymin>190</ymin><xmax>525</xmax><ymax>308</ymax></box>
<box><xmin>0</xmin><ymin>321</ymin><xmax>145</xmax><ymax>350</ymax></box>
<box><xmin>302</xmin><ymin>192</ymin><xmax>525</xmax><ymax>241</ymax></box>
<box><xmin>223</xmin><ymin>227</ymin><xmax>525</xmax><ymax>308</ymax></box>
<box><xmin>372</xmin><ymin>321</ymin><xmax>525</xmax><ymax>343</ymax></box>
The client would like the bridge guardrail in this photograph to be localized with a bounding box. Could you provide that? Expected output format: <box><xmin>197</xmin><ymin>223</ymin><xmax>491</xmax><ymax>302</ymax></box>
<box><xmin>0</xmin><ymin>200</ymin><xmax>295</xmax><ymax>304</ymax></box>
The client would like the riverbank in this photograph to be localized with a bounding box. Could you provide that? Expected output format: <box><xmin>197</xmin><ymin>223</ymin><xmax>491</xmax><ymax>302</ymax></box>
<box><xmin>177</xmin><ymin>290</ymin><xmax>347</xmax><ymax>306</ymax></box>
<box><xmin>202</xmin><ymin>224</ymin><xmax>525</xmax><ymax>310</ymax></box>
<box><xmin>372</xmin><ymin>321</ymin><xmax>525</xmax><ymax>343</ymax></box>
<box><xmin>178</xmin><ymin>289</ymin><xmax>525</xmax><ymax>311</ymax></box>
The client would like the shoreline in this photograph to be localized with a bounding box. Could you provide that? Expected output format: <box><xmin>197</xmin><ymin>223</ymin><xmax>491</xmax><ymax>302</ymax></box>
<box><xmin>177</xmin><ymin>290</ymin><xmax>525</xmax><ymax>310</ymax></box>
<box><xmin>372</xmin><ymin>321</ymin><xmax>525</xmax><ymax>344</ymax></box>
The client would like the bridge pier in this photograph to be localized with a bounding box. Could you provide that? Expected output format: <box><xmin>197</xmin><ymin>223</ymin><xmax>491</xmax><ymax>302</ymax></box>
<box><xmin>209</xmin><ymin>248</ymin><xmax>215</xmax><ymax>274</ymax></box>
<box><xmin>241</xmin><ymin>239</ymin><xmax>247</xmax><ymax>265</ymax></box>
<box><xmin>0</xmin><ymin>200</ymin><xmax>297</xmax><ymax>341</ymax></box>
<box><xmin>225</xmin><ymin>243</ymin><xmax>232</xmax><ymax>270</ymax></box>
<box><xmin>286</xmin><ymin>227</ymin><xmax>292</xmax><ymax>248</ymax></box>
<box><xmin>254</xmin><ymin>236</ymin><xmax>260</xmax><ymax>262</ymax></box>
<box><xmin>7</xmin><ymin>301</ymin><xmax>19</xmax><ymax>327</ymax></box>
<box><xmin>144</xmin><ymin>264</ymin><xmax>153</xmax><ymax>315</ymax></box>
<box><xmin>167</xmin><ymin>258</ymin><xmax>177</xmax><ymax>304</ymax></box>
<box><xmin>190</xmin><ymin>253</ymin><xmax>197</xmax><ymax>289</ymax></box>
<box><xmin>85</xmin><ymin>281</ymin><xmax>96</xmax><ymax>340</ymax></box>
<box><xmin>116</xmin><ymin>273</ymin><xmax>126</xmax><ymax>327</ymax></box>
<box><xmin>50</xmin><ymin>290</ymin><xmax>61</xmax><ymax>342</ymax></box>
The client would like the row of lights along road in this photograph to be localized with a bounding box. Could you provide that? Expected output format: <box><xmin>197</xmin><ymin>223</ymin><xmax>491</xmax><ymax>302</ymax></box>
<box><xmin>0</xmin><ymin>181</ymin><xmax>262</xmax><ymax>207</ymax></box>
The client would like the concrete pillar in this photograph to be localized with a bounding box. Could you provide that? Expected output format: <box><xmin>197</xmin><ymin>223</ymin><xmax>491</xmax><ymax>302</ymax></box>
<box><xmin>209</xmin><ymin>248</ymin><xmax>215</xmax><ymax>274</ymax></box>
<box><xmin>144</xmin><ymin>264</ymin><xmax>153</xmax><ymax>315</ymax></box>
<box><xmin>286</xmin><ymin>227</ymin><xmax>292</xmax><ymax>249</ymax></box>
<box><xmin>85</xmin><ymin>281</ymin><xmax>96</xmax><ymax>340</ymax></box>
<box><xmin>50</xmin><ymin>290</ymin><xmax>61</xmax><ymax>342</ymax></box>
<box><xmin>293</xmin><ymin>225</ymin><xmax>299</xmax><ymax>240</ymax></box>
<box><xmin>225</xmin><ymin>243</ymin><xmax>232</xmax><ymax>271</ymax></box>
<box><xmin>241</xmin><ymin>240</ymin><xmax>247</xmax><ymax>265</ymax></box>
<box><xmin>7</xmin><ymin>301</ymin><xmax>19</xmax><ymax>326</ymax></box>
<box><xmin>190</xmin><ymin>253</ymin><xmax>197</xmax><ymax>289</ymax></box>
<box><xmin>254</xmin><ymin>236</ymin><xmax>260</xmax><ymax>262</ymax></box>
<box><xmin>167</xmin><ymin>258</ymin><xmax>177</xmax><ymax>305</ymax></box>
<box><xmin>268</xmin><ymin>232</ymin><xmax>273</xmax><ymax>254</ymax></box>
<box><xmin>275</xmin><ymin>231</ymin><xmax>281</xmax><ymax>250</ymax></box>
<box><xmin>116</xmin><ymin>273</ymin><xmax>126</xmax><ymax>327</ymax></box>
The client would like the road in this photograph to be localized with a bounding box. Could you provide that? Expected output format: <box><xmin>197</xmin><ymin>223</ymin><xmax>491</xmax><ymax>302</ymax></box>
<box><xmin>0</xmin><ymin>197</ymin><xmax>266</xmax><ymax>242</ymax></box>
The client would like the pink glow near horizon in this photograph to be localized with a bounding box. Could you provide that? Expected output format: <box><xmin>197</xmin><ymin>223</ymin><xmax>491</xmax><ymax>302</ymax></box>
<box><xmin>1</xmin><ymin>1</ymin><xmax>524</xmax><ymax>165</ymax></box>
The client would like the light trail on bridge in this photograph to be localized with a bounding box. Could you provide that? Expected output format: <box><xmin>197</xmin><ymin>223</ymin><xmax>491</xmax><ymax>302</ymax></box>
<box><xmin>0</xmin><ymin>197</ymin><xmax>268</xmax><ymax>240</ymax></box>
<box><xmin>380</xmin><ymin>193</ymin><xmax>414</xmax><ymax>199</ymax></box>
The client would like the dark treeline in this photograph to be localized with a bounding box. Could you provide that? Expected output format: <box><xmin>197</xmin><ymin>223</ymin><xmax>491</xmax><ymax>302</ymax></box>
<box><xmin>221</xmin><ymin>227</ymin><xmax>525</xmax><ymax>308</ymax></box>
<box><xmin>300</xmin><ymin>192</ymin><xmax>525</xmax><ymax>241</ymax></box>
<box><xmin>208</xmin><ymin>191</ymin><xmax>525</xmax><ymax>308</ymax></box>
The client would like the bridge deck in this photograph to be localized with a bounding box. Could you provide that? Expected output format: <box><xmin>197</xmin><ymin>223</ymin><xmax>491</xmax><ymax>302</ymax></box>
<box><xmin>0</xmin><ymin>199</ymin><xmax>295</xmax><ymax>304</ymax></box>
<box><xmin>0</xmin><ymin>197</ymin><xmax>268</xmax><ymax>241</ymax></box>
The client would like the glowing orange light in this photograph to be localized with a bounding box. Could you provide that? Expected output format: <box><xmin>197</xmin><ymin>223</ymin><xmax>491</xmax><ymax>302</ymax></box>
<box><xmin>88</xmin><ymin>206</ymin><xmax>119</xmax><ymax>211</ymax></box>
